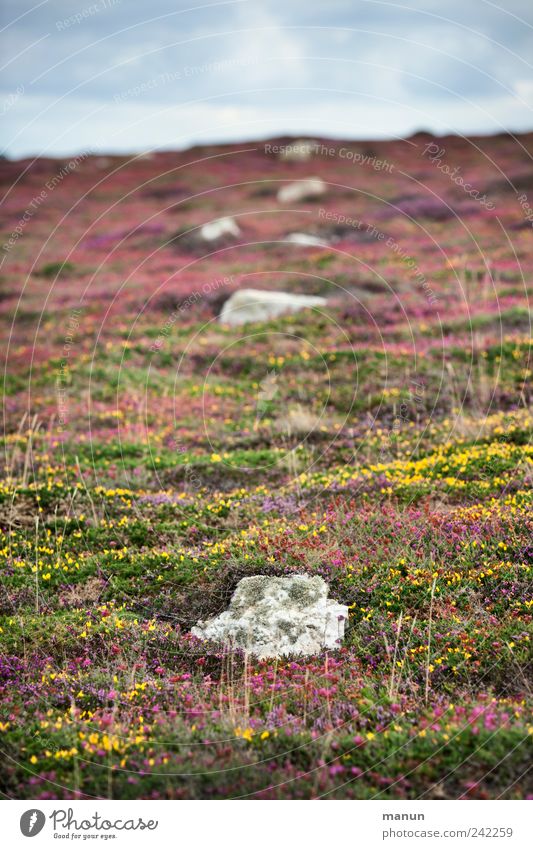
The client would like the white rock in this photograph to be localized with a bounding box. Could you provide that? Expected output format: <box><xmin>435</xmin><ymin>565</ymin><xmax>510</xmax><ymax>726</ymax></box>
<box><xmin>200</xmin><ymin>216</ymin><xmax>241</xmax><ymax>242</ymax></box>
<box><xmin>277</xmin><ymin>178</ymin><xmax>326</xmax><ymax>203</ymax></box>
<box><xmin>285</xmin><ymin>232</ymin><xmax>329</xmax><ymax>247</ymax></box>
<box><xmin>191</xmin><ymin>574</ymin><xmax>348</xmax><ymax>658</ymax></box>
<box><xmin>219</xmin><ymin>288</ymin><xmax>326</xmax><ymax>326</ymax></box>
<box><xmin>278</xmin><ymin>139</ymin><xmax>318</xmax><ymax>161</ymax></box>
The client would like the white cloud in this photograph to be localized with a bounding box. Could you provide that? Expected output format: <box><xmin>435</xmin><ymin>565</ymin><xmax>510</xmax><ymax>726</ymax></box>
<box><xmin>514</xmin><ymin>79</ymin><xmax>533</xmax><ymax>105</ymax></box>
<box><xmin>218</xmin><ymin>6</ymin><xmax>309</xmax><ymax>87</ymax></box>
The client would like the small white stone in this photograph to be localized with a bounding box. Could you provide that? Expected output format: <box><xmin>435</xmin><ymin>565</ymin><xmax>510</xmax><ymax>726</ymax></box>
<box><xmin>277</xmin><ymin>178</ymin><xmax>326</xmax><ymax>204</ymax></box>
<box><xmin>278</xmin><ymin>139</ymin><xmax>318</xmax><ymax>161</ymax></box>
<box><xmin>200</xmin><ymin>216</ymin><xmax>241</xmax><ymax>242</ymax></box>
<box><xmin>191</xmin><ymin>574</ymin><xmax>348</xmax><ymax>658</ymax></box>
<box><xmin>285</xmin><ymin>232</ymin><xmax>329</xmax><ymax>247</ymax></box>
<box><xmin>219</xmin><ymin>288</ymin><xmax>326</xmax><ymax>326</ymax></box>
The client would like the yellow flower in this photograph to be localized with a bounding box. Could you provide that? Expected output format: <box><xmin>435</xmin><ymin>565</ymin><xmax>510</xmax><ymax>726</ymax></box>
<box><xmin>210</xmin><ymin>453</ymin><xmax>222</xmax><ymax>463</ymax></box>
<box><xmin>235</xmin><ymin>726</ymin><xmax>254</xmax><ymax>742</ymax></box>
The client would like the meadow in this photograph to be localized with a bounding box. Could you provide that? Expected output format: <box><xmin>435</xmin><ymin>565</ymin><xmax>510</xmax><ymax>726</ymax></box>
<box><xmin>0</xmin><ymin>132</ymin><xmax>531</xmax><ymax>799</ymax></box>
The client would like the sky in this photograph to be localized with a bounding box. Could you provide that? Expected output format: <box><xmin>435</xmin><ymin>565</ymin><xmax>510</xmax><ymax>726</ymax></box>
<box><xmin>1</xmin><ymin>0</ymin><xmax>533</xmax><ymax>158</ymax></box>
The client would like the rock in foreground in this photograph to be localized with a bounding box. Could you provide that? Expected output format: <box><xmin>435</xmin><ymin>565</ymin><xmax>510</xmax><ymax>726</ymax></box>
<box><xmin>191</xmin><ymin>574</ymin><xmax>348</xmax><ymax>658</ymax></box>
<box><xmin>219</xmin><ymin>288</ymin><xmax>326</xmax><ymax>325</ymax></box>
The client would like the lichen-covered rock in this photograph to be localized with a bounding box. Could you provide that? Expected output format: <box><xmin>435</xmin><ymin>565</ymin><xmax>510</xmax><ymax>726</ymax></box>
<box><xmin>191</xmin><ymin>574</ymin><xmax>348</xmax><ymax>658</ymax></box>
<box><xmin>219</xmin><ymin>288</ymin><xmax>326</xmax><ymax>326</ymax></box>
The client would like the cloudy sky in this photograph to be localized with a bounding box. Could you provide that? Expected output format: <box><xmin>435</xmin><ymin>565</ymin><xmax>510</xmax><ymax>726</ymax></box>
<box><xmin>2</xmin><ymin>0</ymin><xmax>533</xmax><ymax>158</ymax></box>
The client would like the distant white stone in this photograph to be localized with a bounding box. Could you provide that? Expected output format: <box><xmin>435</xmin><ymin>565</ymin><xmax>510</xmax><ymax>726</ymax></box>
<box><xmin>277</xmin><ymin>178</ymin><xmax>326</xmax><ymax>203</ymax></box>
<box><xmin>219</xmin><ymin>288</ymin><xmax>326</xmax><ymax>326</ymax></box>
<box><xmin>191</xmin><ymin>574</ymin><xmax>348</xmax><ymax>658</ymax></box>
<box><xmin>285</xmin><ymin>232</ymin><xmax>329</xmax><ymax>247</ymax></box>
<box><xmin>279</xmin><ymin>139</ymin><xmax>318</xmax><ymax>161</ymax></box>
<box><xmin>200</xmin><ymin>216</ymin><xmax>241</xmax><ymax>242</ymax></box>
